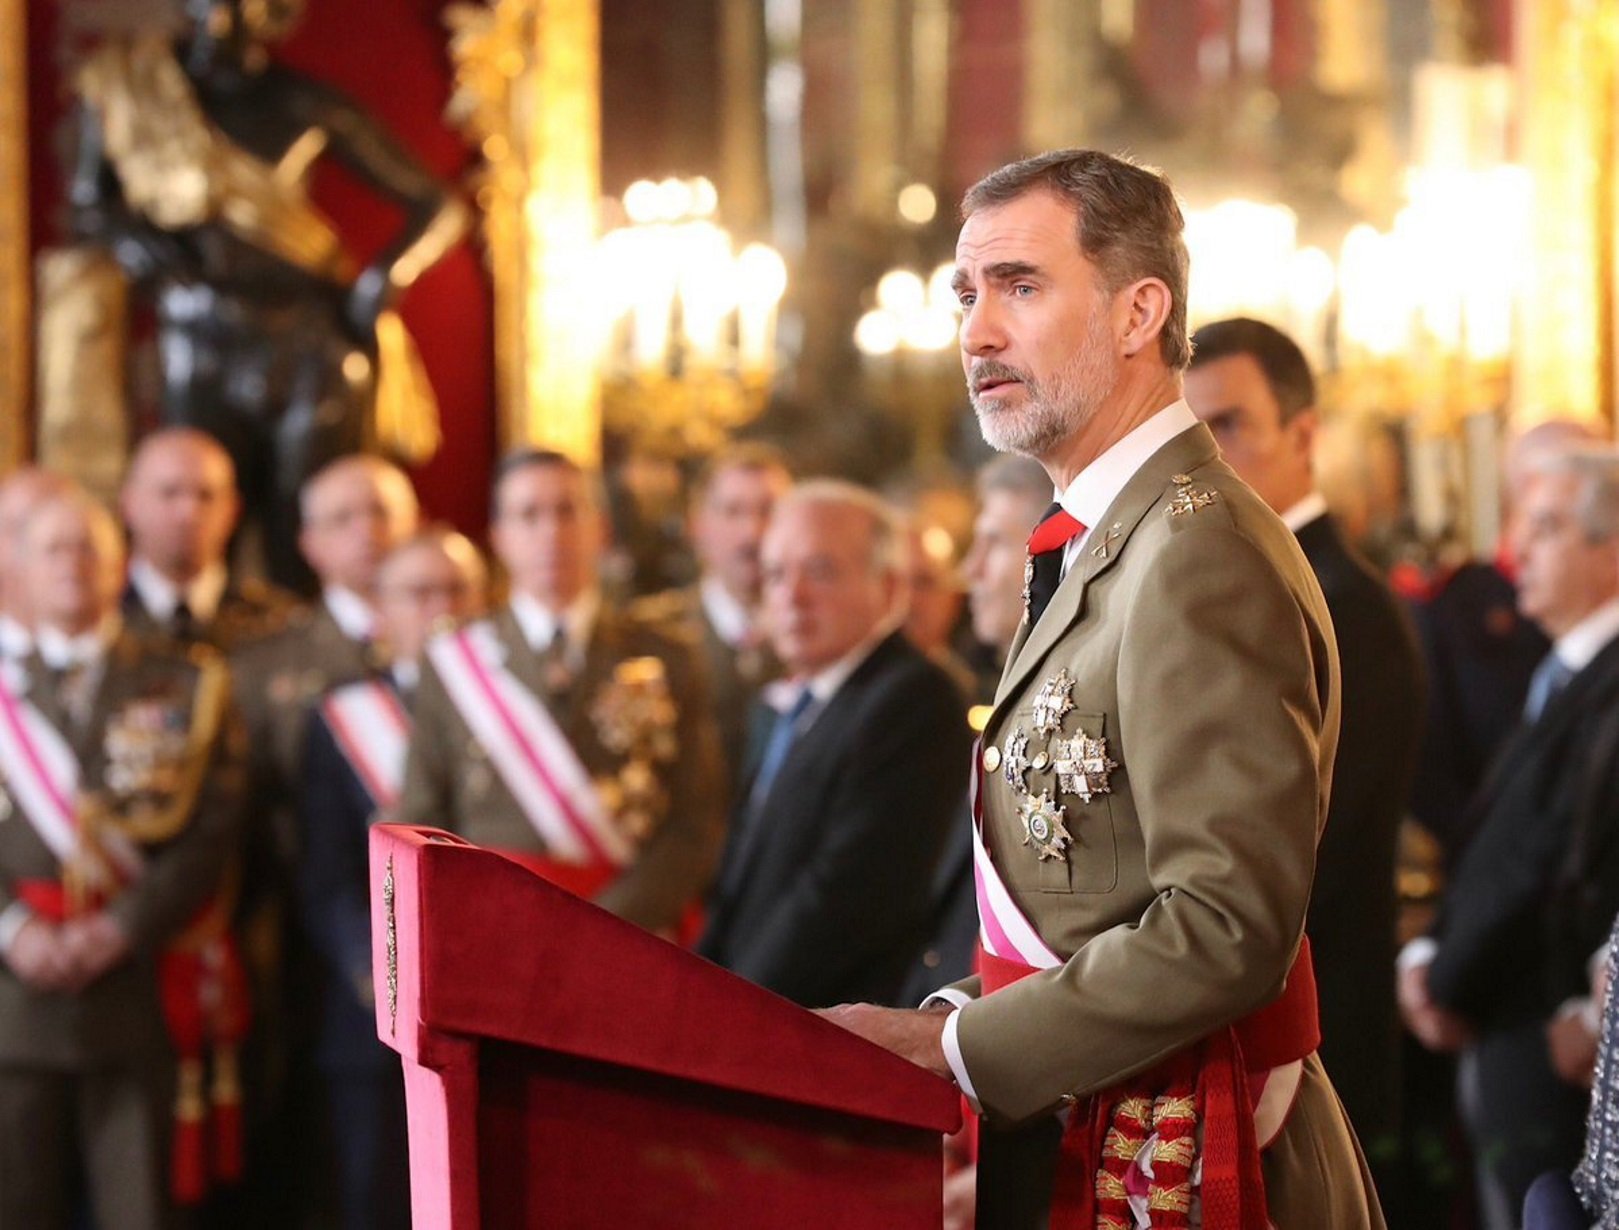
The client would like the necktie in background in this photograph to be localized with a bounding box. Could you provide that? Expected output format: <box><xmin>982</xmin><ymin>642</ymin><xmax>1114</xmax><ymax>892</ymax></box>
<box><xmin>723</xmin><ymin>687</ymin><xmax>816</xmax><ymax>888</ymax></box>
<box><xmin>1523</xmin><ymin>651</ymin><xmax>1575</xmax><ymax>723</ymax></box>
<box><xmin>1026</xmin><ymin>502</ymin><xmax>1087</xmax><ymax>627</ymax></box>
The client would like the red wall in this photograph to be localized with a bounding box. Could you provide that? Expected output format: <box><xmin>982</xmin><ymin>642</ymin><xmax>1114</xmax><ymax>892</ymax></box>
<box><xmin>26</xmin><ymin>0</ymin><xmax>495</xmax><ymax>537</ymax></box>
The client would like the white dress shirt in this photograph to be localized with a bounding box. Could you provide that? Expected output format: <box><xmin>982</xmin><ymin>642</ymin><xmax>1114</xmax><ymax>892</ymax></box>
<box><xmin>127</xmin><ymin>557</ymin><xmax>229</xmax><ymax>625</ymax></box>
<box><xmin>1278</xmin><ymin>491</ymin><xmax>1329</xmax><ymax>535</ymax></box>
<box><xmin>699</xmin><ymin>576</ymin><xmax>755</xmax><ymax>649</ymax></box>
<box><xmin>509</xmin><ymin>590</ymin><xmax>601</xmax><ymax>667</ymax></box>
<box><xmin>324</xmin><ymin>587</ymin><xmax>377</xmax><ymax>643</ymax></box>
<box><xmin>1054</xmin><ymin>400</ymin><xmax>1200</xmax><ymax>576</ymax></box>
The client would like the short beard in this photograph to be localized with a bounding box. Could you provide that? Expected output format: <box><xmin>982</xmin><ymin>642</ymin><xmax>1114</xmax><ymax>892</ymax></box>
<box><xmin>970</xmin><ymin>306</ymin><xmax>1117</xmax><ymax>458</ymax></box>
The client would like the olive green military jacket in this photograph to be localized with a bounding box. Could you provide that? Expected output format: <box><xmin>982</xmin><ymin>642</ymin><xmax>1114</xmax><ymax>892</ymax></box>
<box><xmin>631</xmin><ymin>583</ymin><xmax>778</xmax><ymax>789</ymax></box>
<box><xmin>122</xmin><ymin>575</ymin><xmax>298</xmax><ymax>655</ymax></box>
<box><xmin>955</xmin><ymin>423</ymin><xmax>1342</xmax><ymax>1125</ymax></box>
<box><xmin>0</xmin><ymin>632</ymin><xmax>245</xmax><ymax>1067</ymax></box>
<box><xmin>397</xmin><ymin>604</ymin><xmax>728</xmax><ymax>934</ymax></box>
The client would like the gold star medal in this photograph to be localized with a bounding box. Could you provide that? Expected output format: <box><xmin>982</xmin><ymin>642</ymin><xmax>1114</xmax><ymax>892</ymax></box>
<box><xmin>1052</xmin><ymin>729</ymin><xmax>1119</xmax><ymax>803</ymax></box>
<box><xmin>1031</xmin><ymin>668</ymin><xmax>1076</xmax><ymax>734</ymax></box>
<box><xmin>1002</xmin><ymin>727</ymin><xmax>1032</xmax><ymax>793</ymax></box>
<box><xmin>1018</xmin><ymin>790</ymin><xmax>1072</xmax><ymax>861</ymax></box>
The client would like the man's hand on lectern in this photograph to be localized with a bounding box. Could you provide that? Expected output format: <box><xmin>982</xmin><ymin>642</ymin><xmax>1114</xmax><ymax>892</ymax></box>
<box><xmin>816</xmin><ymin>1002</ymin><xmax>953</xmax><ymax>1079</ymax></box>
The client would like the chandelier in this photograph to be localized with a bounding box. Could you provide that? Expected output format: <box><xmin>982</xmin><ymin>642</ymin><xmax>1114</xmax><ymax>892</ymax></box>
<box><xmin>594</xmin><ymin>177</ymin><xmax>788</xmax><ymax>456</ymax></box>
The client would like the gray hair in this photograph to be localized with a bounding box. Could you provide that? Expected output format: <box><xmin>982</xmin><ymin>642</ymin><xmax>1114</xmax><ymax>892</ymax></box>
<box><xmin>774</xmin><ymin>479</ymin><xmax>905</xmax><ymax>576</ymax></box>
<box><xmin>976</xmin><ymin>454</ymin><xmax>1053</xmax><ymax>509</ymax></box>
<box><xmin>962</xmin><ymin>149</ymin><xmax>1191</xmax><ymax>370</ymax></box>
<box><xmin>1529</xmin><ymin>445</ymin><xmax>1619</xmax><ymax>543</ymax></box>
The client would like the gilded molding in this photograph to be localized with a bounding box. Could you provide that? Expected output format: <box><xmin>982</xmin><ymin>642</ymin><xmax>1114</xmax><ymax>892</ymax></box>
<box><xmin>0</xmin><ymin>0</ymin><xmax>28</xmax><ymax>468</ymax></box>
<box><xmin>447</xmin><ymin>0</ymin><xmax>601</xmax><ymax>466</ymax></box>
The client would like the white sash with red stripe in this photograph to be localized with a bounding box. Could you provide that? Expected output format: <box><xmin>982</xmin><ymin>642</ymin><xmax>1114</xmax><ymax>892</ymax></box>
<box><xmin>426</xmin><ymin>622</ymin><xmax>630</xmax><ymax>868</ymax></box>
<box><xmin>320</xmin><ymin>680</ymin><xmax>411</xmax><ymax>811</ymax></box>
<box><xmin>0</xmin><ymin>667</ymin><xmax>143</xmax><ymax>889</ymax></box>
<box><xmin>968</xmin><ymin>738</ymin><xmax>1302</xmax><ymax>1165</ymax></box>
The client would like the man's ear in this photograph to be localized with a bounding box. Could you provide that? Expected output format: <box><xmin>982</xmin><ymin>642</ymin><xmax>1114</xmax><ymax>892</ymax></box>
<box><xmin>1117</xmin><ymin>277</ymin><xmax>1173</xmax><ymax>359</ymax></box>
<box><xmin>1289</xmin><ymin>408</ymin><xmax>1320</xmax><ymax>460</ymax></box>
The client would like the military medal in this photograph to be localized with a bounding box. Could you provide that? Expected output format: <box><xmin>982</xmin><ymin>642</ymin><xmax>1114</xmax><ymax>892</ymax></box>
<box><xmin>1167</xmin><ymin>474</ymin><xmax>1217</xmax><ymax>518</ymax></box>
<box><xmin>1002</xmin><ymin>727</ymin><xmax>1032</xmax><ymax>793</ymax></box>
<box><xmin>1021</xmin><ymin>555</ymin><xmax>1035</xmax><ymax>620</ymax></box>
<box><xmin>1031</xmin><ymin>668</ymin><xmax>1076</xmax><ymax>734</ymax></box>
<box><xmin>1018</xmin><ymin>790</ymin><xmax>1073</xmax><ymax>861</ymax></box>
<box><xmin>1052</xmin><ymin>728</ymin><xmax>1118</xmax><ymax>803</ymax></box>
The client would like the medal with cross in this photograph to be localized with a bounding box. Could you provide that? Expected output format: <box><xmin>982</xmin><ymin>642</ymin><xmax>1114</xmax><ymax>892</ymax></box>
<box><xmin>1052</xmin><ymin>728</ymin><xmax>1119</xmax><ymax>803</ymax></box>
<box><xmin>1031</xmin><ymin>668</ymin><xmax>1076</xmax><ymax>735</ymax></box>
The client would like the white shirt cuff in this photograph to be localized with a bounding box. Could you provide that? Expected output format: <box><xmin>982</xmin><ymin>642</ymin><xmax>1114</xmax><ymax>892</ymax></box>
<box><xmin>0</xmin><ymin>900</ymin><xmax>34</xmax><ymax>955</ymax></box>
<box><xmin>1397</xmin><ymin>936</ymin><xmax>1439</xmax><ymax>972</ymax></box>
<box><xmin>922</xmin><ymin>987</ymin><xmax>972</xmax><ymax>1011</ymax></box>
<box><xmin>1590</xmin><ymin>943</ymin><xmax>1611</xmax><ymax>986</ymax></box>
<box><xmin>941</xmin><ymin>1008</ymin><xmax>981</xmax><ymax>1112</ymax></box>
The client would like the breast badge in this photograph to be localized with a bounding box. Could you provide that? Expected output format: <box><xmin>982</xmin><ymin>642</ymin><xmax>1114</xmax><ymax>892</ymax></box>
<box><xmin>590</xmin><ymin>656</ymin><xmax>679</xmax><ymax>842</ymax></box>
<box><xmin>1031</xmin><ymin>669</ymin><xmax>1076</xmax><ymax>734</ymax></box>
<box><xmin>1001</xmin><ymin>727</ymin><xmax>1031</xmax><ymax>792</ymax></box>
<box><xmin>1052</xmin><ymin>729</ymin><xmax>1118</xmax><ymax>803</ymax></box>
<box><xmin>1018</xmin><ymin>790</ymin><xmax>1072</xmax><ymax>861</ymax></box>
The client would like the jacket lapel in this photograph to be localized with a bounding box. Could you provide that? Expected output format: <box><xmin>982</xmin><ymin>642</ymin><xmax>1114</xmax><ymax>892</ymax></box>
<box><xmin>993</xmin><ymin>425</ymin><xmax>1219</xmax><ymax>711</ymax></box>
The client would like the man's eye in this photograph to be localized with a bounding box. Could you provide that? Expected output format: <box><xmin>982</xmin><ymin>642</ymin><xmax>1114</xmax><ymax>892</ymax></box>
<box><xmin>957</xmin><ymin>293</ymin><xmax>976</xmax><ymax>309</ymax></box>
<box><xmin>1013</xmin><ymin>284</ymin><xmax>1035</xmax><ymax>297</ymax></box>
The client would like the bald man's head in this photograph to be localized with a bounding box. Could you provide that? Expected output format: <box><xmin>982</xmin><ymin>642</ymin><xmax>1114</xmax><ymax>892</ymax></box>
<box><xmin>18</xmin><ymin>489</ymin><xmax>126</xmax><ymax>635</ymax></box>
<box><xmin>121</xmin><ymin>429</ymin><xmax>241</xmax><ymax>583</ymax></box>
<box><xmin>298</xmin><ymin>455</ymin><xmax>420</xmax><ymax>597</ymax></box>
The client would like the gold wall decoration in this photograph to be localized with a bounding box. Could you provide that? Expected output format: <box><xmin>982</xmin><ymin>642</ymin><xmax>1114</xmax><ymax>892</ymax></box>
<box><xmin>447</xmin><ymin>0</ymin><xmax>601</xmax><ymax>466</ymax></box>
<box><xmin>35</xmin><ymin>249</ymin><xmax>129</xmax><ymax>503</ymax></box>
<box><xmin>0</xmin><ymin>0</ymin><xmax>28</xmax><ymax>471</ymax></box>
<box><xmin>1514</xmin><ymin>0</ymin><xmax>1619</xmax><ymax>429</ymax></box>
<box><xmin>1022</xmin><ymin>0</ymin><xmax>1092</xmax><ymax>155</ymax></box>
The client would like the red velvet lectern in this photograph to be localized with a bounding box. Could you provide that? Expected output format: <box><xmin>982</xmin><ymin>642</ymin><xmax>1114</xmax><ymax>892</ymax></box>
<box><xmin>370</xmin><ymin>824</ymin><xmax>962</xmax><ymax>1228</ymax></box>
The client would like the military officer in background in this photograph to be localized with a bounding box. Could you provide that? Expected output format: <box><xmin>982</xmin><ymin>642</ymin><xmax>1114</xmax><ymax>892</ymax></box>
<box><xmin>399</xmin><ymin>449</ymin><xmax>726</xmax><ymax>935</ymax></box>
<box><xmin>300</xmin><ymin>526</ymin><xmax>486</xmax><ymax>1230</ymax></box>
<box><xmin>0</xmin><ymin>485</ymin><xmax>243</xmax><ymax>1229</ymax></box>
<box><xmin>119</xmin><ymin>429</ymin><xmax>297</xmax><ymax>651</ymax></box>
<box><xmin>634</xmin><ymin>443</ymin><xmax>791</xmax><ymax>787</ymax></box>
<box><xmin>821</xmin><ymin>149</ymin><xmax>1382</xmax><ymax>1228</ymax></box>
<box><xmin>225</xmin><ymin>452</ymin><xmax>418</xmax><ymax>1227</ymax></box>
<box><xmin>0</xmin><ymin>468</ymin><xmax>72</xmax><ymax>660</ymax></box>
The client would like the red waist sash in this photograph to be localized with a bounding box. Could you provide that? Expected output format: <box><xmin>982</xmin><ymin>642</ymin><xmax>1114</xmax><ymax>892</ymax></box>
<box><xmin>978</xmin><ymin>938</ymin><xmax>1320</xmax><ymax>1230</ymax></box>
<box><xmin>16</xmin><ymin>879</ymin><xmax>249</xmax><ymax>1204</ymax></box>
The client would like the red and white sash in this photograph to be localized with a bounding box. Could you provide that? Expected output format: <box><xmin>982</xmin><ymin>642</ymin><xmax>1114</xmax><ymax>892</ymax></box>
<box><xmin>968</xmin><ymin>740</ymin><xmax>1302</xmax><ymax>1163</ymax></box>
<box><xmin>320</xmin><ymin>680</ymin><xmax>411</xmax><ymax>811</ymax></box>
<box><xmin>0</xmin><ymin>668</ymin><xmax>143</xmax><ymax>889</ymax></box>
<box><xmin>426</xmin><ymin>622</ymin><xmax>630</xmax><ymax>868</ymax></box>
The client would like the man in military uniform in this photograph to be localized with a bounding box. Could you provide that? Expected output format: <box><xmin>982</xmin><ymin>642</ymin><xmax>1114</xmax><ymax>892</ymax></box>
<box><xmin>0</xmin><ymin>486</ymin><xmax>243</xmax><ymax>1229</ymax></box>
<box><xmin>120</xmin><ymin>428</ymin><xmax>296</xmax><ymax>651</ymax></box>
<box><xmin>399</xmin><ymin>450</ymin><xmax>726</xmax><ymax>935</ymax></box>
<box><xmin>634</xmin><ymin>443</ymin><xmax>791</xmax><ymax>787</ymax></box>
<box><xmin>0</xmin><ymin>468</ymin><xmax>72</xmax><ymax>661</ymax></box>
<box><xmin>225</xmin><ymin>452</ymin><xmax>417</xmax><ymax>1226</ymax></box>
<box><xmin>821</xmin><ymin>150</ymin><xmax>1382</xmax><ymax>1228</ymax></box>
<box><xmin>300</xmin><ymin>527</ymin><xmax>486</xmax><ymax>1230</ymax></box>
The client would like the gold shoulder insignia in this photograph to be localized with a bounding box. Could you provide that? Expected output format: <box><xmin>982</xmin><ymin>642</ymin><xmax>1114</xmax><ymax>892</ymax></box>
<box><xmin>1166</xmin><ymin>474</ymin><xmax>1218</xmax><ymax>518</ymax></box>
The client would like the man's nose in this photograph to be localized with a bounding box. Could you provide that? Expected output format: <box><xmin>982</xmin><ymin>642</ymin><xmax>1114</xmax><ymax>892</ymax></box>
<box><xmin>959</xmin><ymin>298</ymin><xmax>1005</xmax><ymax>357</ymax></box>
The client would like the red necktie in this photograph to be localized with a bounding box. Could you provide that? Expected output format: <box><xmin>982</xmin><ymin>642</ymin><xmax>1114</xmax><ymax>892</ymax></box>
<box><xmin>1025</xmin><ymin>503</ymin><xmax>1087</xmax><ymax>626</ymax></box>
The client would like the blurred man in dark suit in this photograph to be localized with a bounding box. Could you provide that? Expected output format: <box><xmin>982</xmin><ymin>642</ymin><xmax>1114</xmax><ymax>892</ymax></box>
<box><xmin>300</xmin><ymin>526</ymin><xmax>486</xmax><ymax>1230</ymax></box>
<box><xmin>1187</xmin><ymin>317</ymin><xmax>1424</xmax><ymax>1173</ymax></box>
<box><xmin>699</xmin><ymin>481</ymin><xmax>971</xmax><ymax>1008</ymax></box>
<box><xmin>1400</xmin><ymin>446</ymin><xmax>1619</xmax><ymax>1230</ymax></box>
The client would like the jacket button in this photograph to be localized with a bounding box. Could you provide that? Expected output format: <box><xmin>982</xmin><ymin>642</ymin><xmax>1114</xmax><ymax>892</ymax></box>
<box><xmin>981</xmin><ymin>745</ymin><xmax>1002</xmax><ymax>773</ymax></box>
